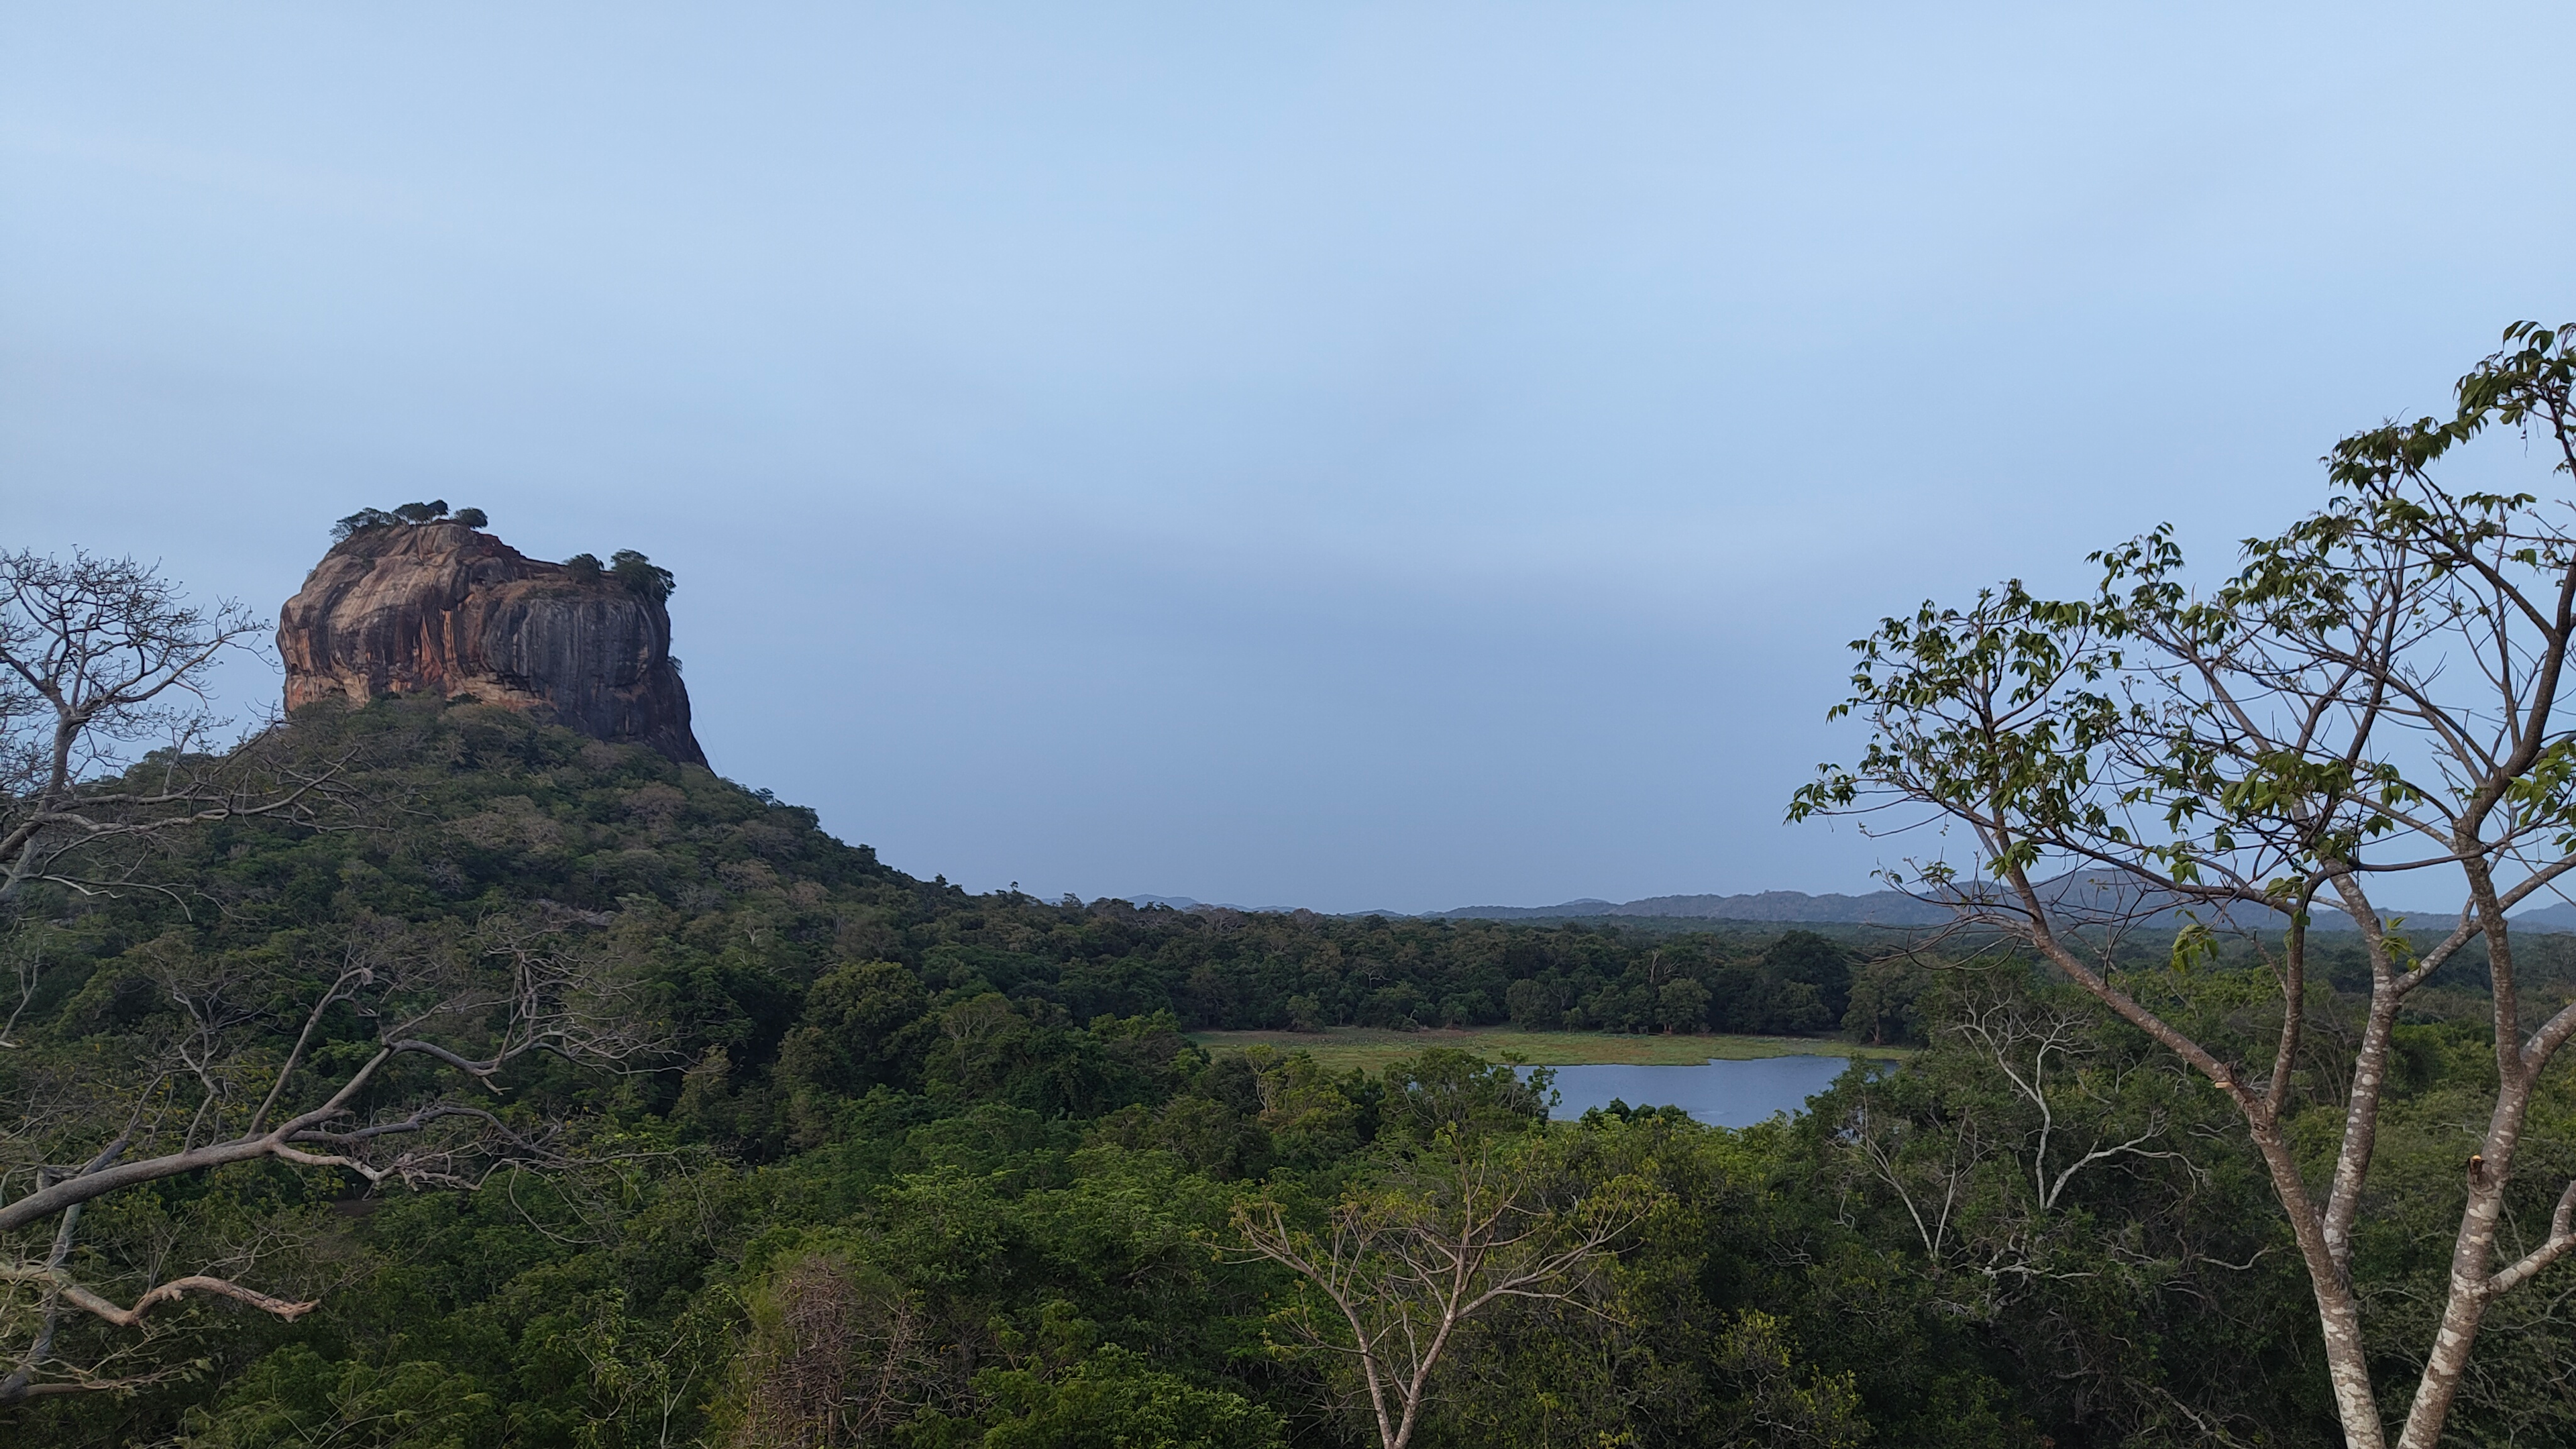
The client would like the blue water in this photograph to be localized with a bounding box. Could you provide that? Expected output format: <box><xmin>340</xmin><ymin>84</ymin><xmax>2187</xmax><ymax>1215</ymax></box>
<box><xmin>1532</xmin><ymin>1055</ymin><xmax>1858</xmax><ymax>1128</ymax></box>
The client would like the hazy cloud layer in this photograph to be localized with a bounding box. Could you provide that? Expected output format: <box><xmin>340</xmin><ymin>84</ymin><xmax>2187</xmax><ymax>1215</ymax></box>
<box><xmin>7</xmin><ymin>4</ymin><xmax>2573</xmax><ymax>910</ymax></box>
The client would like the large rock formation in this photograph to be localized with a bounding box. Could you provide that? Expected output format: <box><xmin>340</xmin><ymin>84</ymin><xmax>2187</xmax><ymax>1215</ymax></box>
<box><xmin>279</xmin><ymin>521</ymin><xmax>707</xmax><ymax>765</ymax></box>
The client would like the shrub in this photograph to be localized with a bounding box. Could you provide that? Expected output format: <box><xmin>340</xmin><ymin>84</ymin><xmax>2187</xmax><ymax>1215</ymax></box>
<box><xmin>329</xmin><ymin>507</ymin><xmax>400</xmax><ymax>541</ymax></box>
<box><xmin>610</xmin><ymin>549</ymin><xmax>677</xmax><ymax>603</ymax></box>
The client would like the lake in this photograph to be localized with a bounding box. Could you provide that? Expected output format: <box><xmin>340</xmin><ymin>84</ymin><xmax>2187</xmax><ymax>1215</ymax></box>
<box><xmin>1533</xmin><ymin>1055</ymin><xmax>1860</xmax><ymax>1128</ymax></box>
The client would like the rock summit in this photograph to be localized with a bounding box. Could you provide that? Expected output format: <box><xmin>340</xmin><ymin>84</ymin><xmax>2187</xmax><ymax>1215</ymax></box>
<box><xmin>279</xmin><ymin>520</ymin><xmax>706</xmax><ymax>765</ymax></box>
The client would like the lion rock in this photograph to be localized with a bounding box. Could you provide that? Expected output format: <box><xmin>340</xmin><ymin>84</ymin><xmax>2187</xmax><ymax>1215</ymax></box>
<box><xmin>278</xmin><ymin>521</ymin><xmax>706</xmax><ymax>765</ymax></box>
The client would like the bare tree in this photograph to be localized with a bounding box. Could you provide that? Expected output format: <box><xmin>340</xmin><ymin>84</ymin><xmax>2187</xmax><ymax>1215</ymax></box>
<box><xmin>1943</xmin><ymin>974</ymin><xmax>2190</xmax><ymax>1217</ymax></box>
<box><xmin>0</xmin><ymin>914</ymin><xmax>661</xmax><ymax>1401</ymax></box>
<box><xmin>1830</xmin><ymin>963</ymin><xmax>2217</xmax><ymax>1366</ymax></box>
<box><xmin>1230</xmin><ymin>1132</ymin><xmax>1650</xmax><ymax>1449</ymax></box>
<box><xmin>1792</xmin><ymin>321</ymin><xmax>2576</xmax><ymax>1447</ymax></box>
<box><xmin>720</xmin><ymin>1254</ymin><xmax>949</xmax><ymax>1449</ymax></box>
<box><xmin>0</xmin><ymin>547</ymin><xmax>333</xmax><ymax>909</ymax></box>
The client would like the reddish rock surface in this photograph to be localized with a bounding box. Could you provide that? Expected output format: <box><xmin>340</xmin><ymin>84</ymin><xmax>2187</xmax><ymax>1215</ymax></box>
<box><xmin>278</xmin><ymin>522</ymin><xmax>706</xmax><ymax>765</ymax></box>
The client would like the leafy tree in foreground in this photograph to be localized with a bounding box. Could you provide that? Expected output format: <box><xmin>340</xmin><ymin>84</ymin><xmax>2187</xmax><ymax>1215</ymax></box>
<box><xmin>1793</xmin><ymin>321</ymin><xmax>2576</xmax><ymax>1448</ymax></box>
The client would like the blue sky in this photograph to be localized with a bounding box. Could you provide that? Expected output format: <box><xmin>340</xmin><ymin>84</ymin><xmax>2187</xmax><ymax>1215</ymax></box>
<box><xmin>7</xmin><ymin>5</ymin><xmax>2574</xmax><ymax>911</ymax></box>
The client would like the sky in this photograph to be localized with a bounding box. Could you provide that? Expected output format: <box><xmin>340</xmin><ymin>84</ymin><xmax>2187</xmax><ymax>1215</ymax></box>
<box><xmin>6</xmin><ymin>5</ymin><xmax>2575</xmax><ymax>913</ymax></box>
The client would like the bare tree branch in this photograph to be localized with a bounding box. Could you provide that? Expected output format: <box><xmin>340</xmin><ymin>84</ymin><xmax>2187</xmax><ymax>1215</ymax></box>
<box><xmin>0</xmin><ymin>548</ymin><xmax>356</xmax><ymax>911</ymax></box>
<box><xmin>0</xmin><ymin>913</ymin><xmax>668</xmax><ymax>1401</ymax></box>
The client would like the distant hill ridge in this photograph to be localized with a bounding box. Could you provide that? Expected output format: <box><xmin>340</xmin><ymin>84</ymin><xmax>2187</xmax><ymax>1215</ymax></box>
<box><xmin>1131</xmin><ymin>887</ymin><xmax>2576</xmax><ymax>933</ymax></box>
<box><xmin>1123</xmin><ymin>888</ymin><xmax>1966</xmax><ymax>924</ymax></box>
<box><xmin>1433</xmin><ymin>890</ymin><xmax>1957</xmax><ymax>924</ymax></box>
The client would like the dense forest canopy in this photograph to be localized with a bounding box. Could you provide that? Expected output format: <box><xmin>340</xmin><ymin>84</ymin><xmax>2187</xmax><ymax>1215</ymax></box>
<box><xmin>2</xmin><ymin>694</ymin><xmax>2570</xmax><ymax>1447</ymax></box>
<box><xmin>15</xmin><ymin>324</ymin><xmax>2576</xmax><ymax>1447</ymax></box>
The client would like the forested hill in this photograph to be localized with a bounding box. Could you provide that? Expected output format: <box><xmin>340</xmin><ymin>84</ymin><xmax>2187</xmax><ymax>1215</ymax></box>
<box><xmin>14</xmin><ymin>693</ymin><xmax>1976</xmax><ymax>1446</ymax></box>
<box><xmin>23</xmin><ymin>693</ymin><xmax>2576</xmax><ymax>1446</ymax></box>
<box><xmin>91</xmin><ymin>695</ymin><xmax>1881</xmax><ymax>1059</ymax></box>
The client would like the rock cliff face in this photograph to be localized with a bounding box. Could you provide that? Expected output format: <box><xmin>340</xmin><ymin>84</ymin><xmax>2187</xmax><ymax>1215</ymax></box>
<box><xmin>279</xmin><ymin>523</ymin><xmax>707</xmax><ymax>765</ymax></box>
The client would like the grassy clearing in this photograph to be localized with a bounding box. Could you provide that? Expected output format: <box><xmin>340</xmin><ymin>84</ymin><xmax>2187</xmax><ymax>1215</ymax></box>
<box><xmin>1185</xmin><ymin>1026</ymin><xmax>1907</xmax><ymax>1075</ymax></box>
